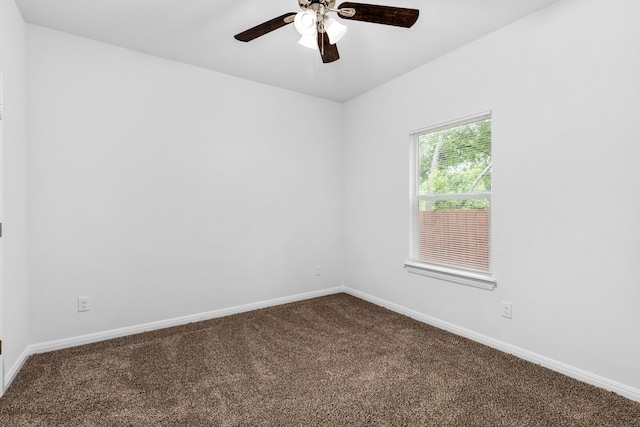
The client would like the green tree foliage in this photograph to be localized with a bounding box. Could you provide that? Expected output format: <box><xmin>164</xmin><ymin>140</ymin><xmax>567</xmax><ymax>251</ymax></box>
<box><xmin>418</xmin><ymin>119</ymin><xmax>491</xmax><ymax>210</ymax></box>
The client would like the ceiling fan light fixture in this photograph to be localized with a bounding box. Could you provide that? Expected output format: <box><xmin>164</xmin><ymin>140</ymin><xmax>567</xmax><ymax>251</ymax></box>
<box><xmin>294</xmin><ymin>10</ymin><xmax>317</xmax><ymax>36</ymax></box>
<box><xmin>324</xmin><ymin>17</ymin><xmax>347</xmax><ymax>44</ymax></box>
<box><xmin>297</xmin><ymin>34</ymin><xmax>318</xmax><ymax>49</ymax></box>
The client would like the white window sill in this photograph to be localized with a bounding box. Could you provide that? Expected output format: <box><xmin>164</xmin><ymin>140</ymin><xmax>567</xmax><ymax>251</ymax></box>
<box><xmin>404</xmin><ymin>262</ymin><xmax>497</xmax><ymax>291</ymax></box>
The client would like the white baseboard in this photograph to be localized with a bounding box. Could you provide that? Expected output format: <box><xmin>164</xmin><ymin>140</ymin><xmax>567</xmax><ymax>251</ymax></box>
<box><xmin>29</xmin><ymin>286</ymin><xmax>346</xmax><ymax>355</ymax></box>
<box><xmin>3</xmin><ymin>346</ymin><xmax>31</xmax><ymax>394</ymax></box>
<box><xmin>8</xmin><ymin>285</ymin><xmax>639</xmax><ymax>404</ymax></box>
<box><xmin>342</xmin><ymin>286</ymin><xmax>640</xmax><ymax>404</ymax></box>
<box><xmin>7</xmin><ymin>286</ymin><xmax>345</xmax><ymax>389</ymax></box>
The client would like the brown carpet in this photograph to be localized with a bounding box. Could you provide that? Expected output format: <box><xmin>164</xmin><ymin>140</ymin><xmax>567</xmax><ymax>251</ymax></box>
<box><xmin>1</xmin><ymin>293</ymin><xmax>639</xmax><ymax>426</ymax></box>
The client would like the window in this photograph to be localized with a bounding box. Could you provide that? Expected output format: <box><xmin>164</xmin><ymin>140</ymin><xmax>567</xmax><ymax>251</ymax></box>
<box><xmin>405</xmin><ymin>112</ymin><xmax>496</xmax><ymax>290</ymax></box>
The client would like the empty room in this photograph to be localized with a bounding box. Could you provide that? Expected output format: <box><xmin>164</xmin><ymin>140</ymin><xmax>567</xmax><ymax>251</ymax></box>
<box><xmin>1</xmin><ymin>0</ymin><xmax>639</xmax><ymax>424</ymax></box>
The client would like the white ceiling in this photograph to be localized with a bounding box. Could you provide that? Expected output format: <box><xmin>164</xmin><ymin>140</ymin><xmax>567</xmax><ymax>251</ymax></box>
<box><xmin>15</xmin><ymin>0</ymin><xmax>561</xmax><ymax>102</ymax></box>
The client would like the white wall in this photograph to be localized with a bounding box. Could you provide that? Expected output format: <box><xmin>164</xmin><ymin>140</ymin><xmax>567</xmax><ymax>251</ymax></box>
<box><xmin>343</xmin><ymin>0</ymin><xmax>640</xmax><ymax>393</ymax></box>
<box><xmin>0</xmin><ymin>0</ymin><xmax>30</xmax><ymax>391</ymax></box>
<box><xmin>27</xmin><ymin>25</ymin><xmax>344</xmax><ymax>344</ymax></box>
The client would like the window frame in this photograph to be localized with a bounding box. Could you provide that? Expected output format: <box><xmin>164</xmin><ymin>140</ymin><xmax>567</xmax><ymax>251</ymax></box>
<box><xmin>405</xmin><ymin>112</ymin><xmax>497</xmax><ymax>291</ymax></box>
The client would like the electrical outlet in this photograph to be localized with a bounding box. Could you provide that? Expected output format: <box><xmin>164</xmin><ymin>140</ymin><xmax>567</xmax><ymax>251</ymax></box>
<box><xmin>315</xmin><ymin>265</ymin><xmax>321</xmax><ymax>276</ymax></box>
<box><xmin>501</xmin><ymin>301</ymin><xmax>512</xmax><ymax>319</ymax></box>
<box><xmin>78</xmin><ymin>296</ymin><xmax>90</xmax><ymax>312</ymax></box>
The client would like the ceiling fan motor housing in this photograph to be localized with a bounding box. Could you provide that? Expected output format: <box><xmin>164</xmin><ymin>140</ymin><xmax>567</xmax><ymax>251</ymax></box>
<box><xmin>298</xmin><ymin>0</ymin><xmax>336</xmax><ymax>11</ymax></box>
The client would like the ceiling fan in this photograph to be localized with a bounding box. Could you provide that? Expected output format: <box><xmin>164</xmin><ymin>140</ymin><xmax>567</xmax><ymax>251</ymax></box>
<box><xmin>234</xmin><ymin>0</ymin><xmax>419</xmax><ymax>63</ymax></box>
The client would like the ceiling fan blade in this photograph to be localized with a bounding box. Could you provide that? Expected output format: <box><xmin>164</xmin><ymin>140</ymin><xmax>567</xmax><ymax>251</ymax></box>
<box><xmin>234</xmin><ymin>13</ymin><xmax>297</xmax><ymax>42</ymax></box>
<box><xmin>337</xmin><ymin>2</ymin><xmax>419</xmax><ymax>28</ymax></box>
<box><xmin>317</xmin><ymin>32</ymin><xmax>340</xmax><ymax>63</ymax></box>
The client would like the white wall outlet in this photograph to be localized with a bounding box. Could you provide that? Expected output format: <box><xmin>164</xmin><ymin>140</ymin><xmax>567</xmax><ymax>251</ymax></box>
<box><xmin>501</xmin><ymin>301</ymin><xmax>512</xmax><ymax>319</ymax></box>
<box><xmin>315</xmin><ymin>265</ymin><xmax>321</xmax><ymax>276</ymax></box>
<box><xmin>78</xmin><ymin>296</ymin><xmax>90</xmax><ymax>312</ymax></box>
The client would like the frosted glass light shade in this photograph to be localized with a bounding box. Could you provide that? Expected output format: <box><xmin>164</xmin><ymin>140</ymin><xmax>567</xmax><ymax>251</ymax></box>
<box><xmin>298</xmin><ymin>34</ymin><xmax>318</xmax><ymax>50</ymax></box>
<box><xmin>294</xmin><ymin>11</ymin><xmax>317</xmax><ymax>36</ymax></box>
<box><xmin>324</xmin><ymin>18</ymin><xmax>347</xmax><ymax>44</ymax></box>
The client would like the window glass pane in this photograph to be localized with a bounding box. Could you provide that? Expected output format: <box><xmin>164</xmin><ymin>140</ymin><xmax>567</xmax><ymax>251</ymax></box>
<box><xmin>418</xmin><ymin>119</ymin><xmax>491</xmax><ymax>196</ymax></box>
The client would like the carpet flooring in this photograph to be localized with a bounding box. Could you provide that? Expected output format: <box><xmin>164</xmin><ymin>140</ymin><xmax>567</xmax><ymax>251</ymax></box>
<box><xmin>1</xmin><ymin>293</ymin><xmax>639</xmax><ymax>426</ymax></box>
